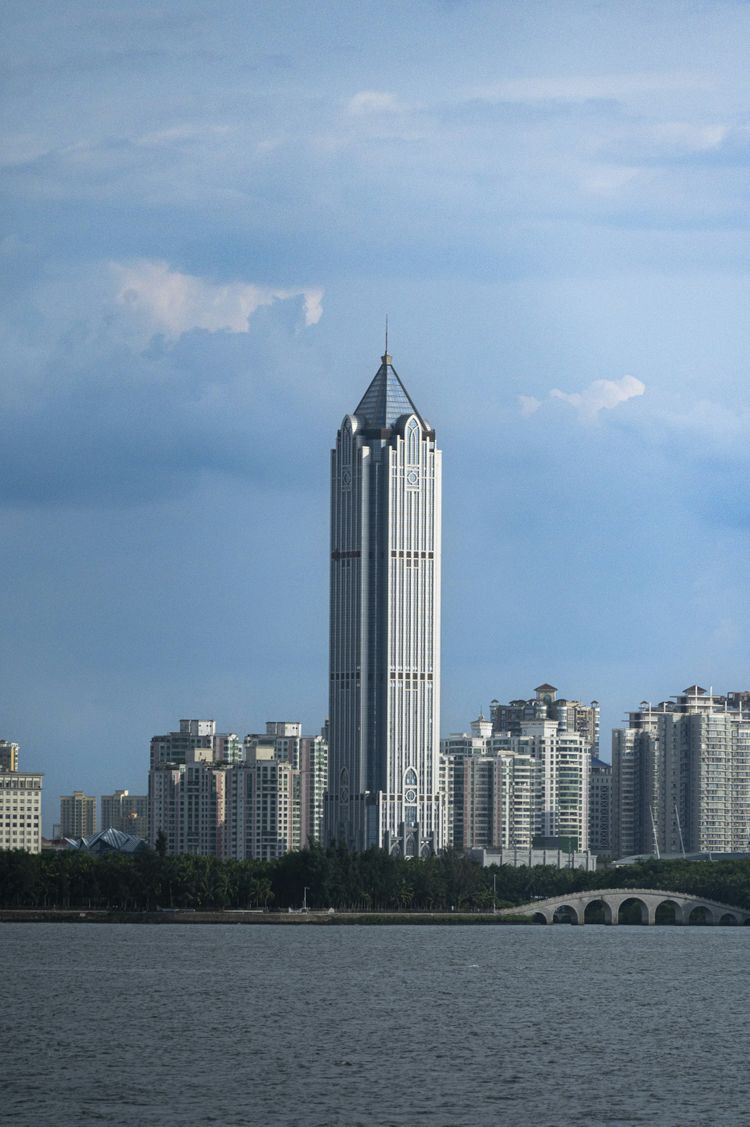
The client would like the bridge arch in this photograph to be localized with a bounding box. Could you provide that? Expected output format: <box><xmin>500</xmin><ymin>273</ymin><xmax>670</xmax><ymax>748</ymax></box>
<box><xmin>719</xmin><ymin>912</ymin><xmax>739</xmax><ymax>926</ymax></box>
<box><xmin>531</xmin><ymin>912</ymin><xmax>547</xmax><ymax>925</ymax></box>
<box><xmin>688</xmin><ymin>904</ymin><xmax>714</xmax><ymax>925</ymax></box>
<box><xmin>654</xmin><ymin>898</ymin><xmax>683</xmax><ymax>925</ymax></box>
<box><xmin>553</xmin><ymin>903</ymin><xmax>580</xmax><ymax>925</ymax></box>
<box><xmin>583</xmin><ymin>898</ymin><xmax>613</xmax><ymax>925</ymax></box>
<box><xmin>617</xmin><ymin>896</ymin><xmax>649</xmax><ymax>925</ymax></box>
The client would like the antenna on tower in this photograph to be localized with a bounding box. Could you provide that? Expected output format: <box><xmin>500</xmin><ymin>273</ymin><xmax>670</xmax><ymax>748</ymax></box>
<box><xmin>384</xmin><ymin>314</ymin><xmax>389</xmax><ymax>357</ymax></box>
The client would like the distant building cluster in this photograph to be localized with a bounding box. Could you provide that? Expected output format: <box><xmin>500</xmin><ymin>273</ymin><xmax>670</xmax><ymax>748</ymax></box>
<box><xmin>149</xmin><ymin>719</ymin><xmax>328</xmax><ymax>860</ymax></box>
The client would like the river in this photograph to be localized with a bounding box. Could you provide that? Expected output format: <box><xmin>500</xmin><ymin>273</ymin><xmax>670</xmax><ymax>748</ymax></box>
<box><xmin>4</xmin><ymin>923</ymin><xmax>748</xmax><ymax>1126</ymax></box>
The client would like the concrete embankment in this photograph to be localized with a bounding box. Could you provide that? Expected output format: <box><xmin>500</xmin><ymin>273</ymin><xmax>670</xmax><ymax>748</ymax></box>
<box><xmin>0</xmin><ymin>908</ymin><xmax>532</xmax><ymax>925</ymax></box>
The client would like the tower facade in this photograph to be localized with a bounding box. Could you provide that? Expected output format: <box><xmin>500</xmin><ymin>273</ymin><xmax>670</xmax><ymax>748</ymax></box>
<box><xmin>326</xmin><ymin>351</ymin><xmax>443</xmax><ymax>855</ymax></box>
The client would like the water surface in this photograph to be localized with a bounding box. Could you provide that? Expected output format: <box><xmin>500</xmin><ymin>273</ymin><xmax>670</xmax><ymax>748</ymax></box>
<box><xmin>4</xmin><ymin>924</ymin><xmax>747</xmax><ymax>1126</ymax></box>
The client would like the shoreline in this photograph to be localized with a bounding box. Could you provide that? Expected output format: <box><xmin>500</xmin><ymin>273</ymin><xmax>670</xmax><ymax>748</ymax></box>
<box><xmin>0</xmin><ymin>908</ymin><xmax>531</xmax><ymax>925</ymax></box>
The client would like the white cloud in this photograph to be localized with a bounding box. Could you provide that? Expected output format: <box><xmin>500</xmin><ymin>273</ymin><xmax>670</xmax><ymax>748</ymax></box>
<box><xmin>347</xmin><ymin>90</ymin><xmax>407</xmax><ymax>116</ymax></box>
<box><xmin>550</xmin><ymin>375</ymin><xmax>645</xmax><ymax>421</ymax></box>
<box><xmin>583</xmin><ymin>165</ymin><xmax>642</xmax><ymax>197</ymax></box>
<box><xmin>112</xmin><ymin>260</ymin><xmax>323</xmax><ymax>336</ymax></box>
<box><xmin>519</xmin><ymin>375</ymin><xmax>645</xmax><ymax>422</ymax></box>
<box><xmin>517</xmin><ymin>395</ymin><xmax>542</xmax><ymax>416</ymax></box>
<box><xmin>648</xmin><ymin>122</ymin><xmax>728</xmax><ymax>151</ymax></box>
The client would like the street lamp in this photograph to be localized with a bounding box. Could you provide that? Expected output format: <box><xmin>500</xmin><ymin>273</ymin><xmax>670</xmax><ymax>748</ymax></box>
<box><xmin>303</xmin><ymin>886</ymin><xmax>309</xmax><ymax>912</ymax></box>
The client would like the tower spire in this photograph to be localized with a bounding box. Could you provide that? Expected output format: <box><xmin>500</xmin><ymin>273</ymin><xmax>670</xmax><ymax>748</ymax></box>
<box><xmin>383</xmin><ymin>315</ymin><xmax>390</xmax><ymax>363</ymax></box>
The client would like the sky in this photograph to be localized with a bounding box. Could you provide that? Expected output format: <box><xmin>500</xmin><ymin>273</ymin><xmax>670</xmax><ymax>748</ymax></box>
<box><xmin>2</xmin><ymin>1</ymin><xmax>750</xmax><ymax>831</ymax></box>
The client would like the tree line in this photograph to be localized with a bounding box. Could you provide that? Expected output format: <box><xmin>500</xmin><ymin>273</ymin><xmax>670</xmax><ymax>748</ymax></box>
<box><xmin>2</xmin><ymin>845</ymin><xmax>750</xmax><ymax>912</ymax></box>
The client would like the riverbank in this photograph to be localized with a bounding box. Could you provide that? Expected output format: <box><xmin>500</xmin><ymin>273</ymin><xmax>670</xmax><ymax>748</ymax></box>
<box><xmin>0</xmin><ymin>908</ymin><xmax>532</xmax><ymax>925</ymax></box>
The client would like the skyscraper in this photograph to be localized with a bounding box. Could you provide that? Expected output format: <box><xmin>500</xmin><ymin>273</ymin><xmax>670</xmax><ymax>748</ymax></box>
<box><xmin>326</xmin><ymin>350</ymin><xmax>443</xmax><ymax>855</ymax></box>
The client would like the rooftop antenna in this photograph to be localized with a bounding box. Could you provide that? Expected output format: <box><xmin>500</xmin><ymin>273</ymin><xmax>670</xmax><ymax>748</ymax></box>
<box><xmin>384</xmin><ymin>314</ymin><xmax>389</xmax><ymax>358</ymax></box>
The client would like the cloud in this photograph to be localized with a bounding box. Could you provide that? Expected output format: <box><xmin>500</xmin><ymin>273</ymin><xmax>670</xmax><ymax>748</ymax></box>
<box><xmin>520</xmin><ymin>375</ymin><xmax>645</xmax><ymax>422</ymax></box>
<box><xmin>517</xmin><ymin>395</ymin><xmax>541</xmax><ymax>416</ymax></box>
<box><xmin>0</xmin><ymin>255</ymin><xmax>329</xmax><ymax>508</ymax></box>
<box><xmin>347</xmin><ymin>90</ymin><xmax>409</xmax><ymax>116</ymax></box>
<box><xmin>112</xmin><ymin>260</ymin><xmax>323</xmax><ymax>337</ymax></box>
<box><xmin>551</xmin><ymin>375</ymin><xmax>645</xmax><ymax>420</ymax></box>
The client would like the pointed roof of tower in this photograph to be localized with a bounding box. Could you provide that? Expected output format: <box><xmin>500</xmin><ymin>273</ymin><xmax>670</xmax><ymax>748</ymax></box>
<box><xmin>353</xmin><ymin>353</ymin><xmax>426</xmax><ymax>431</ymax></box>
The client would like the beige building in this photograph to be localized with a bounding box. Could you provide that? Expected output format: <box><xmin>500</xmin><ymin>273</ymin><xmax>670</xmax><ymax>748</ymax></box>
<box><xmin>0</xmin><ymin>748</ymin><xmax>43</xmax><ymax>853</ymax></box>
<box><xmin>101</xmin><ymin>790</ymin><xmax>149</xmax><ymax>839</ymax></box>
<box><xmin>224</xmin><ymin>746</ymin><xmax>299</xmax><ymax>862</ymax></box>
<box><xmin>60</xmin><ymin>791</ymin><xmax>97</xmax><ymax>839</ymax></box>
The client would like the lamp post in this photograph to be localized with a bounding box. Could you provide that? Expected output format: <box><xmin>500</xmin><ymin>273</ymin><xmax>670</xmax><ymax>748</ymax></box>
<box><xmin>303</xmin><ymin>886</ymin><xmax>309</xmax><ymax>913</ymax></box>
<box><xmin>493</xmin><ymin>873</ymin><xmax>497</xmax><ymax>914</ymax></box>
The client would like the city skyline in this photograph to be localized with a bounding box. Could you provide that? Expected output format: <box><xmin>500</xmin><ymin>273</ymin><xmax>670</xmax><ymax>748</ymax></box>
<box><xmin>2</xmin><ymin>2</ymin><xmax>750</xmax><ymax>830</ymax></box>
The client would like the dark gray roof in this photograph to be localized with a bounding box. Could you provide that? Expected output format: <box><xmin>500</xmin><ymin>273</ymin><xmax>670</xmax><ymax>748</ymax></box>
<box><xmin>353</xmin><ymin>354</ymin><xmax>425</xmax><ymax>430</ymax></box>
<box><xmin>65</xmin><ymin>827</ymin><xmax>147</xmax><ymax>854</ymax></box>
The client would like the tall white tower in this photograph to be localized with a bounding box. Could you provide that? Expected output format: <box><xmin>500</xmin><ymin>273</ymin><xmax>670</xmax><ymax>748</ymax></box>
<box><xmin>325</xmin><ymin>351</ymin><xmax>443</xmax><ymax>855</ymax></box>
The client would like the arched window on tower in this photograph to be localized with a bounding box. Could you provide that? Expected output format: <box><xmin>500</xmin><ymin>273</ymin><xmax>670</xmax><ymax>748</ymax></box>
<box><xmin>342</xmin><ymin>417</ymin><xmax>353</xmax><ymax>466</ymax></box>
<box><xmin>405</xmin><ymin>416</ymin><xmax>421</xmax><ymax>464</ymax></box>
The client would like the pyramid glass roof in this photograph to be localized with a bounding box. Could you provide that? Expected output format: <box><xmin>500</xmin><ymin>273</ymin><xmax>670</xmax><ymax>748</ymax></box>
<box><xmin>353</xmin><ymin>355</ymin><xmax>424</xmax><ymax>430</ymax></box>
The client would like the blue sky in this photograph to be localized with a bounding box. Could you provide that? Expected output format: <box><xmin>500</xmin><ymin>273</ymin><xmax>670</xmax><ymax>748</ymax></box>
<box><xmin>2</xmin><ymin>1</ymin><xmax>750</xmax><ymax>829</ymax></box>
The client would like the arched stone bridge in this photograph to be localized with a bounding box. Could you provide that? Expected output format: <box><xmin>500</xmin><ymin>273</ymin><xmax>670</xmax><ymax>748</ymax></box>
<box><xmin>499</xmin><ymin>888</ymin><xmax>750</xmax><ymax>926</ymax></box>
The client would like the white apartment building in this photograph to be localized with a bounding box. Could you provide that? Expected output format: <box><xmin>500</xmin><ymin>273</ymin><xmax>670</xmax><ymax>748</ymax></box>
<box><xmin>612</xmin><ymin>686</ymin><xmax>750</xmax><ymax>858</ymax></box>
<box><xmin>150</xmin><ymin>719</ymin><xmax>217</xmax><ymax>769</ymax></box>
<box><xmin>0</xmin><ymin>768</ymin><xmax>43</xmax><ymax>853</ymax></box>
<box><xmin>442</xmin><ymin>713</ymin><xmax>590</xmax><ymax>853</ymax></box>
<box><xmin>299</xmin><ymin>734</ymin><xmax>328</xmax><ymax>848</ymax></box>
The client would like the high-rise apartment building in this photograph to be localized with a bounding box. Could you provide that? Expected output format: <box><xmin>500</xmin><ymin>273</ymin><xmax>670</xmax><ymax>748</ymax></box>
<box><xmin>244</xmin><ymin>722</ymin><xmax>303</xmax><ymax>768</ymax></box>
<box><xmin>612</xmin><ymin>685</ymin><xmax>750</xmax><ymax>858</ymax></box>
<box><xmin>101</xmin><ymin>790</ymin><xmax>149</xmax><ymax>838</ymax></box>
<box><xmin>589</xmin><ymin>758</ymin><xmax>612</xmax><ymax>855</ymax></box>
<box><xmin>60</xmin><ymin>791</ymin><xmax>97</xmax><ymax>839</ymax></box>
<box><xmin>326</xmin><ymin>351</ymin><xmax>443</xmax><ymax>856</ymax></box>
<box><xmin>150</xmin><ymin>719</ymin><xmax>217</xmax><ymax>769</ymax></box>
<box><xmin>491</xmin><ymin>684</ymin><xmax>600</xmax><ymax>756</ymax></box>
<box><xmin>224</xmin><ymin>746</ymin><xmax>299</xmax><ymax>862</ymax></box>
<box><xmin>299</xmin><ymin>733</ymin><xmax>328</xmax><ymax>848</ymax></box>
<box><xmin>441</xmin><ymin>711</ymin><xmax>590</xmax><ymax>853</ymax></box>
<box><xmin>0</xmin><ymin>741</ymin><xmax>43</xmax><ymax>853</ymax></box>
